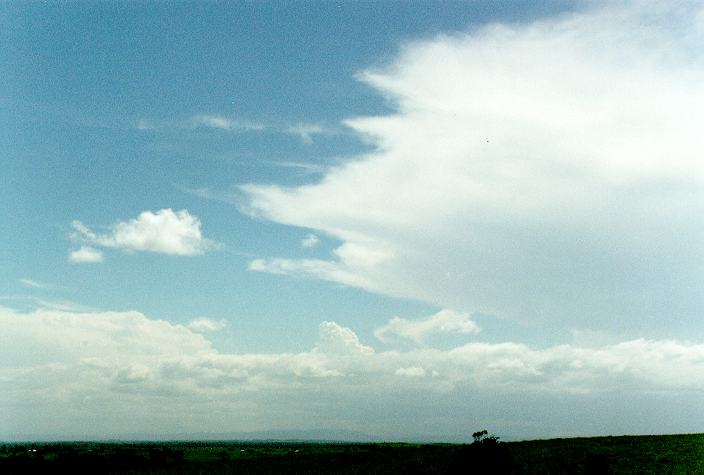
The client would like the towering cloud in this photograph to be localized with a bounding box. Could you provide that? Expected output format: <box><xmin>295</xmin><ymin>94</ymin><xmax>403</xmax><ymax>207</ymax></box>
<box><xmin>243</xmin><ymin>2</ymin><xmax>704</xmax><ymax>329</ymax></box>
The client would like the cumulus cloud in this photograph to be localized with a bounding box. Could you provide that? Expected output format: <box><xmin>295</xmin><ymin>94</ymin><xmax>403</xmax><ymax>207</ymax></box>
<box><xmin>187</xmin><ymin>317</ymin><xmax>227</xmax><ymax>333</ymax></box>
<box><xmin>2</xmin><ymin>306</ymin><xmax>704</xmax><ymax>439</ymax></box>
<box><xmin>375</xmin><ymin>309</ymin><xmax>480</xmax><ymax>345</ymax></box>
<box><xmin>68</xmin><ymin>246</ymin><xmax>104</xmax><ymax>263</ymax></box>
<box><xmin>71</xmin><ymin>209</ymin><xmax>217</xmax><ymax>257</ymax></box>
<box><xmin>242</xmin><ymin>2</ymin><xmax>704</xmax><ymax>330</ymax></box>
<box><xmin>315</xmin><ymin>321</ymin><xmax>374</xmax><ymax>356</ymax></box>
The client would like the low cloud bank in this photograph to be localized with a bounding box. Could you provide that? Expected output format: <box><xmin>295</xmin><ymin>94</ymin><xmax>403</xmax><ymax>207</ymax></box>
<box><xmin>2</xmin><ymin>307</ymin><xmax>703</xmax><ymax>439</ymax></box>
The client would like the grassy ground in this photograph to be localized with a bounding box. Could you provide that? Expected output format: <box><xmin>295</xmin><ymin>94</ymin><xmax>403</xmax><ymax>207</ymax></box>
<box><xmin>1</xmin><ymin>433</ymin><xmax>703</xmax><ymax>474</ymax></box>
<box><xmin>503</xmin><ymin>434</ymin><xmax>704</xmax><ymax>474</ymax></box>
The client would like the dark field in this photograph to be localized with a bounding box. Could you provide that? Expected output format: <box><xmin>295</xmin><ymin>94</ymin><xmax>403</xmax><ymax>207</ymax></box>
<box><xmin>2</xmin><ymin>433</ymin><xmax>703</xmax><ymax>474</ymax></box>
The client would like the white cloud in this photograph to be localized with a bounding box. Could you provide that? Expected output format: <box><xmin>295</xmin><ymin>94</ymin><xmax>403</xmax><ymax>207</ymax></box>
<box><xmin>0</xmin><ymin>295</ymin><xmax>93</xmax><ymax>312</ymax></box>
<box><xmin>395</xmin><ymin>366</ymin><xmax>426</xmax><ymax>377</ymax></box>
<box><xmin>286</xmin><ymin>123</ymin><xmax>334</xmax><ymax>144</ymax></box>
<box><xmin>301</xmin><ymin>233</ymin><xmax>320</xmax><ymax>248</ymax></box>
<box><xmin>136</xmin><ymin>119</ymin><xmax>156</xmax><ymax>131</ymax></box>
<box><xmin>191</xmin><ymin>114</ymin><xmax>265</xmax><ymax>132</ymax></box>
<box><xmin>134</xmin><ymin>115</ymin><xmax>266</xmax><ymax>132</ymax></box>
<box><xmin>71</xmin><ymin>209</ymin><xmax>217</xmax><ymax>257</ymax></box>
<box><xmin>375</xmin><ymin>309</ymin><xmax>479</xmax><ymax>345</ymax></box>
<box><xmin>242</xmin><ymin>2</ymin><xmax>704</xmax><ymax>329</ymax></box>
<box><xmin>137</xmin><ymin>115</ymin><xmax>336</xmax><ymax>140</ymax></box>
<box><xmin>266</xmin><ymin>161</ymin><xmax>328</xmax><ymax>174</ymax></box>
<box><xmin>187</xmin><ymin>317</ymin><xmax>227</xmax><ymax>333</ymax></box>
<box><xmin>176</xmin><ymin>185</ymin><xmax>241</xmax><ymax>205</ymax></box>
<box><xmin>18</xmin><ymin>278</ymin><xmax>50</xmax><ymax>289</ymax></box>
<box><xmin>68</xmin><ymin>246</ymin><xmax>104</xmax><ymax>263</ymax></box>
<box><xmin>2</xmin><ymin>306</ymin><xmax>704</xmax><ymax>439</ymax></box>
<box><xmin>315</xmin><ymin>321</ymin><xmax>374</xmax><ymax>356</ymax></box>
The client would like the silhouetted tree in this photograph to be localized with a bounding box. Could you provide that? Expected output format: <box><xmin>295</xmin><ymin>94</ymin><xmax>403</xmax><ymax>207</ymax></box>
<box><xmin>452</xmin><ymin>430</ymin><xmax>510</xmax><ymax>474</ymax></box>
<box><xmin>472</xmin><ymin>429</ymin><xmax>500</xmax><ymax>446</ymax></box>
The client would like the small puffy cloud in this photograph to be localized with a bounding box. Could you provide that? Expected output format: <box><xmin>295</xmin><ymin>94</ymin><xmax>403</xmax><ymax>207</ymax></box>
<box><xmin>71</xmin><ymin>209</ymin><xmax>217</xmax><ymax>257</ymax></box>
<box><xmin>301</xmin><ymin>233</ymin><xmax>320</xmax><ymax>248</ymax></box>
<box><xmin>68</xmin><ymin>246</ymin><xmax>104</xmax><ymax>263</ymax></box>
<box><xmin>191</xmin><ymin>114</ymin><xmax>265</xmax><ymax>132</ymax></box>
<box><xmin>187</xmin><ymin>317</ymin><xmax>227</xmax><ymax>333</ymax></box>
<box><xmin>375</xmin><ymin>309</ymin><xmax>480</xmax><ymax>345</ymax></box>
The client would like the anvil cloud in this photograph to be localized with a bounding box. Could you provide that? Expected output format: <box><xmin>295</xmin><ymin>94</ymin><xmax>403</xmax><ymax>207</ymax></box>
<box><xmin>243</xmin><ymin>2</ymin><xmax>704</xmax><ymax>331</ymax></box>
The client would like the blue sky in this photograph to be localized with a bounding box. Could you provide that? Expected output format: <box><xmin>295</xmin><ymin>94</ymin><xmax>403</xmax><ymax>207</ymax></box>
<box><xmin>2</xmin><ymin>1</ymin><xmax>704</xmax><ymax>441</ymax></box>
<box><xmin>2</xmin><ymin>1</ymin><xmax>580</xmax><ymax>352</ymax></box>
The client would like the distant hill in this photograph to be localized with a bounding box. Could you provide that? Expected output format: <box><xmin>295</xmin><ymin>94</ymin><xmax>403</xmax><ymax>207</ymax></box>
<box><xmin>3</xmin><ymin>429</ymin><xmax>379</xmax><ymax>443</ymax></box>
<box><xmin>162</xmin><ymin>429</ymin><xmax>379</xmax><ymax>442</ymax></box>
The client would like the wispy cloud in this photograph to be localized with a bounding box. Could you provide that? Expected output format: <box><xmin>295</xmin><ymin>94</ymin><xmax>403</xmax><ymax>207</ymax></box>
<box><xmin>285</xmin><ymin>123</ymin><xmax>336</xmax><ymax>144</ymax></box>
<box><xmin>374</xmin><ymin>309</ymin><xmax>480</xmax><ymax>345</ymax></box>
<box><xmin>0</xmin><ymin>295</ymin><xmax>94</xmax><ymax>312</ymax></box>
<box><xmin>135</xmin><ymin>119</ymin><xmax>157</xmax><ymax>131</ymax></box>
<box><xmin>18</xmin><ymin>278</ymin><xmax>52</xmax><ymax>289</ymax></box>
<box><xmin>70</xmin><ymin>209</ymin><xmax>218</xmax><ymax>259</ymax></box>
<box><xmin>136</xmin><ymin>115</ymin><xmax>338</xmax><ymax>147</ymax></box>
<box><xmin>191</xmin><ymin>114</ymin><xmax>266</xmax><ymax>132</ymax></box>
<box><xmin>186</xmin><ymin>317</ymin><xmax>227</xmax><ymax>333</ymax></box>
<box><xmin>301</xmin><ymin>233</ymin><xmax>320</xmax><ymax>248</ymax></box>
<box><xmin>265</xmin><ymin>161</ymin><xmax>328</xmax><ymax>174</ymax></box>
<box><xmin>176</xmin><ymin>184</ymin><xmax>242</xmax><ymax>205</ymax></box>
<box><xmin>133</xmin><ymin>115</ymin><xmax>266</xmax><ymax>133</ymax></box>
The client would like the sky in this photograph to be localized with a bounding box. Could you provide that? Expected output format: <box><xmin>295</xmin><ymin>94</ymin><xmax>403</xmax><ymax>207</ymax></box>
<box><xmin>2</xmin><ymin>1</ymin><xmax>704</xmax><ymax>441</ymax></box>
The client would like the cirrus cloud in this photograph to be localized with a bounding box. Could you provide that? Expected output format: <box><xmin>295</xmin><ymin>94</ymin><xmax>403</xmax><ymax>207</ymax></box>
<box><xmin>286</xmin><ymin>123</ymin><xmax>335</xmax><ymax>144</ymax></box>
<box><xmin>191</xmin><ymin>114</ymin><xmax>265</xmax><ymax>132</ymax></box>
<box><xmin>18</xmin><ymin>278</ymin><xmax>52</xmax><ymax>289</ymax></box>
